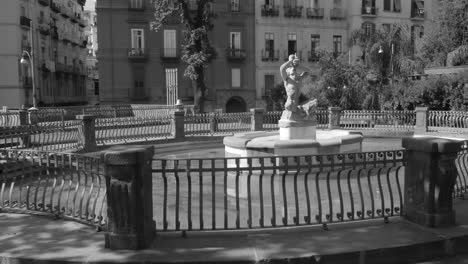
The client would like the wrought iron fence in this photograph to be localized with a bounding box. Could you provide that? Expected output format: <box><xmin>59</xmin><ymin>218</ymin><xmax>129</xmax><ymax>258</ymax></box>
<box><xmin>0</xmin><ymin>111</ymin><xmax>20</xmax><ymax>127</ymax></box>
<box><xmin>0</xmin><ymin>149</ymin><xmax>107</xmax><ymax>229</ymax></box>
<box><xmin>341</xmin><ymin>110</ymin><xmax>416</xmax><ymax>130</ymax></box>
<box><xmin>0</xmin><ymin>121</ymin><xmax>81</xmax><ymax>151</ymax></box>
<box><xmin>428</xmin><ymin>111</ymin><xmax>468</xmax><ymax>134</ymax></box>
<box><xmin>185</xmin><ymin>112</ymin><xmax>252</xmax><ymax>136</ymax></box>
<box><xmin>95</xmin><ymin>116</ymin><xmax>173</xmax><ymax>145</ymax></box>
<box><xmin>263</xmin><ymin>109</ymin><xmax>328</xmax><ymax>131</ymax></box>
<box><xmin>455</xmin><ymin>140</ymin><xmax>468</xmax><ymax>198</ymax></box>
<box><xmin>152</xmin><ymin>150</ymin><xmax>406</xmax><ymax>231</ymax></box>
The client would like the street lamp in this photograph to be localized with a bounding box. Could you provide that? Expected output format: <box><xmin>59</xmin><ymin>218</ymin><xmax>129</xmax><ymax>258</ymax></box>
<box><xmin>20</xmin><ymin>18</ymin><xmax>37</xmax><ymax>110</ymax></box>
<box><xmin>20</xmin><ymin>50</ymin><xmax>37</xmax><ymax>110</ymax></box>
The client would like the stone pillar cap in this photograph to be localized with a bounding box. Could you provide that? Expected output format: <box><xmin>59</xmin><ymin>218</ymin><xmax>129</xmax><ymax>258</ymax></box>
<box><xmin>402</xmin><ymin>137</ymin><xmax>462</xmax><ymax>153</ymax></box>
<box><xmin>103</xmin><ymin>145</ymin><xmax>154</xmax><ymax>165</ymax></box>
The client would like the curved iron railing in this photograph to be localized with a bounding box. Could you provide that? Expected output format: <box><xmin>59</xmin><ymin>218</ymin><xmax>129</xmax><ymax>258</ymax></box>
<box><xmin>0</xmin><ymin>149</ymin><xmax>107</xmax><ymax>230</ymax></box>
<box><xmin>152</xmin><ymin>150</ymin><xmax>406</xmax><ymax>231</ymax></box>
<box><xmin>455</xmin><ymin>140</ymin><xmax>468</xmax><ymax>198</ymax></box>
<box><xmin>96</xmin><ymin>116</ymin><xmax>172</xmax><ymax>145</ymax></box>
<box><xmin>341</xmin><ymin>110</ymin><xmax>416</xmax><ymax>130</ymax></box>
<box><xmin>428</xmin><ymin>111</ymin><xmax>468</xmax><ymax>133</ymax></box>
<box><xmin>185</xmin><ymin>112</ymin><xmax>252</xmax><ymax>136</ymax></box>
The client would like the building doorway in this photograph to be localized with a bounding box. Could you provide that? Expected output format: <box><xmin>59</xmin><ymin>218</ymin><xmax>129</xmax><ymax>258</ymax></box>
<box><xmin>225</xmin><ymin>96</ymin><xmax>246</xmax><ymax>113</ymax></box>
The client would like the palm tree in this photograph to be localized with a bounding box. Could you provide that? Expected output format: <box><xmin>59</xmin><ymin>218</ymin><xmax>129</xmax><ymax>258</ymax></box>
<box><xmin>349</xmin><ymin>23</ymin><xmax>424</xmax><ymax>109</ymax></box>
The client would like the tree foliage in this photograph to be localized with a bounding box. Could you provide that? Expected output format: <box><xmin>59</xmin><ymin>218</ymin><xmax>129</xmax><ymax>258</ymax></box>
<box><xmin>151</xmin><ymin>0</ymin><xmax>217</xmax><ymax>113</ymax></box>
<box><xmin>420</xmin><ymin>0</ymin><xmax>468</xmax><ymax>67</ymax></box>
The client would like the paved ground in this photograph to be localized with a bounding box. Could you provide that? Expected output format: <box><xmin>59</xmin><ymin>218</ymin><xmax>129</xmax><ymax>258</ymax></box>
<box><xmin>0</xmin><ymin>199</ymin><xmax>467</xmax><ymax>263</ymax></box>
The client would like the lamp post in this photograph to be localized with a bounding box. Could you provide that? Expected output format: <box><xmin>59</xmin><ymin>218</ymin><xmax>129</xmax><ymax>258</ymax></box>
<box><xmin>20</xmin><ymin>19</ymin><xmax>37</xmax><ymax>110</ymax></box>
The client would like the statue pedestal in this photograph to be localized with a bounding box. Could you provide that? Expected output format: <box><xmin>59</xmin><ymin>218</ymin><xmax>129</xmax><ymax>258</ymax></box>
<box><xmin>278</xmin><ymin>119</ymin><xmax>316</xmax><ymax>140</ymax></box>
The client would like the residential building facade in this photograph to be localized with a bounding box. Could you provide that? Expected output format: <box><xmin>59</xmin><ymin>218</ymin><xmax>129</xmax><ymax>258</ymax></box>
<box><xmin>0</xmin><ymin>0</ymin><xmax>89</xmax><ymax>108</ymax></box>
<box><xmin>256</xmin><ymin>0</ymin><xmax>349</xmax><ymax>109</ymax></box>
<box><xmin>84</xmin><ymin>0</ymin><xmax>99</xmax><ymax>105</ymax></box>
<box><xmin>96</xmin><ymin>0</ymin><xmax>256</xmax><ymax>112</ymax></box>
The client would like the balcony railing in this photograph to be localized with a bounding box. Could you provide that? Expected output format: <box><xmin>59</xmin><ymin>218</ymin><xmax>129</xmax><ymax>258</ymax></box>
<box><xmin>261</xmin><ymin>49</ymin><xmax>280</xmax><ymax>61</ymax></box>
<box><xmin>160</xmin><ymin>48</ymin><xmax>180</xmax><ymax>60</ymax></box>
<box><xmin>361</xmin><ymin>6</ymin><xmax>377</xmax><ymax>16</ymax></box>
<box><xmin>128</xmin><ymin>1</ymin><xmax>145</xmax><ymax>11</ymax></box>
<box><xmin>308</xmin><ymin>51</ymin><xmax>319</xmax><ymax>62</ymax></box>
<box><xmin>226</xmin><ymin>48</ymin><xmax>246</xmax><ymax>61</ymax></box>
<box><xmin>128</xmin><ymin>48</ymin><xmax>148</xmax><ymax>61</ymax></box>
<box><xmin>283</xmin><ymin>50</ymin><xmax>302</xmax><ymax>61</ymax></box>
<box><xmin>261</xmin><ymin>5</ymin><xmax>279</xmax><ymax>16</ymax></box>
<box><xmin>38</xmin><ymin>25</ymin><xmax>50</xmax><ymax>36</ymax></box>
<box><xmin>330</xmin><ymin>8</ymin><xmax>346</xmax><ymax>20</ymax></box>
<box><xmin>411</xmin><ymin>8</ymin><xmax>425</xmax><ymax>19</ymax></box>
<box><xmin>306</xmin><ymin>7</ymin><xmax>324</xmax><ymax>19</ymax></box>
<box><xmin>284</xmin><ymin>5</ymin><xmax>303</xmax><ymax>18</ymax></box>
<box><xmin>20</xmin><ymin>16</ymin><xmax>31</xmax><ymax>28</ymax></box>
<box><xmin>38</xmin><ymin>0</ymin><xmax>50</xmax><ymax>6</ymax></box>
<box><xmin>230</xmin><ymin>1</ymin><xmax>239</xmax><ymax>12</ymax></box>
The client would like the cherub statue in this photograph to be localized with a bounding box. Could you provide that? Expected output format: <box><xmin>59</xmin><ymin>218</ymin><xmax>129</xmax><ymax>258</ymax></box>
<box><xmin>280</xmin><ymin>54</ymin><xmax>317</xmax><ymax>121</ymax></box>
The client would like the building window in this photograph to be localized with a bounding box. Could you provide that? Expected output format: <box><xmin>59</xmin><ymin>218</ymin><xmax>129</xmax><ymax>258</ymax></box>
<box><xmin>231</xmin><ymin>68</ymin><xmax>241</xmax><ymax>88</ymax></box>
<box><xmin>383</xmin><ymin>0</ymin><xmax>391</xmax><ymax>11</ymax></box>
<box><xmin>129</xmin><ymin>0</ymin><xmax>143</xmax><ymax>9</ymax></box>
<box><xmin>264</xmin><ymin>32</ymin><xmax>275</xmax><ymax>59</ymax></box>
<box><xmin>188</xmin><ymin>0</ymin><xmax>197</xmax><ymax>10</ymax></box>
<box><xmin>265</xmin><ymin>0</ymin><xmax>275</xmax><ymax>5</ymax></box>
<box><xmin>131</xmin><ymin>28</ymin><xmax>144</xmax><ymax>53</ymax></box>
<box><xmin>163</xmin><ymin>29</ymin><xmax>177</xmax><ymax>57</ymax></box>
<box><xmin>333</xmin><ymin>35</ymin><xmax>342</xmax><ymax>57</ymax></box>
<box><xmin>285</xmin><ymin>0</ymin><xmax>297</xmax><ymax>7</ymax></box>
<box><xmin>309</xmin><ymin>0</ymin><xmax>319</xmax><ymax>8</ymax></box>
<box><xmin>264</xmin><ymin>74</ymin><xmax>275</xmax><ymax>96</ymax></box>
<box><xmin>287</xmin><ymin>33</ymin><xmax>297</xmax><ymax>56</ymax></box>
<box><xmin>230</xmin><ymin>0</ymin><xmax>239</xmax><ymax>12</ymax></box>
<box><xmin>362</xmin><ymin>22</ymin><xmax>375</xmax><ymax>36</ymax></box>
<box><xmin>165</xmin><ymin>68</ymin><xmax>178</xmax><ymax>105</ymax></box>
<box><xmin>333</xmin><ymin>0</ymin><xmax>341</xmax><ymax>8</ymax></box>
<box><xmin>393</xmin><ymin>0</ymin><xmax>401</xmax><ymax>12</ymax></box>
<box><xmin>230</xmin><ymin>32</ymin><xmax>241</xmax><ymax>49</ymax></box>
<box><xmin>311</xmin><ymin>34</ymin><xmax>319</xmax><ymax>53</ymax></box>
<box><xmin>94</xmin><ymin>81</ymin><xmax>99</xmax><ymax>95</ymax></box>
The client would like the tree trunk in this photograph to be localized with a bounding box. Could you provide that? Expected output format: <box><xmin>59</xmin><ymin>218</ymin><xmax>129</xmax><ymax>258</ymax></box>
<box><xmin>193</xmin><ymin>66</ymin><xmax>206</xmax><ymax>113</ymax></box>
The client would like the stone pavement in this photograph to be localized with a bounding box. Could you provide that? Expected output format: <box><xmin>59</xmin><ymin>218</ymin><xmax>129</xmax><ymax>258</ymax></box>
<box><xmin>0</xmin><ymin>199</ymin><xmax>467</xmax><ymax>264</ymax></box>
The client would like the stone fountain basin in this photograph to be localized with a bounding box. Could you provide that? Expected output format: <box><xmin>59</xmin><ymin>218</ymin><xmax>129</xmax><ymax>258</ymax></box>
<box><xmin>224</xmin><ymin>130</ymin><xmax>363</xmax><ymax>157</ymax></box>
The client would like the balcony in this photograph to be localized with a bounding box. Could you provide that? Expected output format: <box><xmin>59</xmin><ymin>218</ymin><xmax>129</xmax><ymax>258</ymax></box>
<box><xmin>261</xmin><ymin>5</ymin><xmax>279</xmax><ymax>16</ymax></box>
<box><xmin>51</xmin><ymin>2</ymin><xmax>60</xmax><ymax>13</ymax></box>
<box><xmin>230</xmin><ymin>1</ymin><xmax>239</xmax><ymax>12</ymax></box>
<box><xmin>226</xmin><ymin>48</ymin><xmax>246</xmax><ymax>61</ymax></box>
<box><xmin>283</xmin><ymin>50</ymin><xmax>302</xmax><ymax>61</ymax></box>
<box><xmin>306</xmin><ymin>8</ymin><xmax>324</xmax><ymax>19</ymax></box>
<box><xmin>330</xmin><ymin>8</ymin><xmax>346</xmax><ymax>20</ymax></box>
<box><xmin>128</xmin><ymin>1</ymin><xmax>145</xmax><ymax>11</ymax></box>
<box><xmin>261</xmin><ymin>49</ymin><xmax>279</xmax><ymax>61</ymax></box>
<box><xmin>361</xmin><ymin>6</ymin><xmax>377</xmax><ymax>16</ymax></box>
<box><xmin>38</xmin><ymin>0</ymin><xmax>49</xmax><ymax>6</ymax></box>
<box><xmin>38</xmin><ymin>24</ymin><xmax>50</xmax><ymax>36</ymax></box>
<box><xmin>307</xmin><ymin>51</ymin><xmax>319</xmax><ymax>62</ymax></box>
<box><xmin>411</xmin><ymin>8</ymin><xmax>425</xmax><ymax>20</ymax></box>
<box><xmin>20</xmin><ymin>16</ymin><xmax>31</xmax><ymax>28</ymax></box>
<box><xmin>160</xmin><ymin>48</ymin><xmax>180</xmax><ymax>61</ymax></box>
<box><xmin>284</xmin><ymin>5</ymin><xmax>303</xmax><ymax>18</ymax></box>
<box><xmin>128</xmin><ymin>48</ymin><xmax>148</xmax><ymax>61</ymax></box>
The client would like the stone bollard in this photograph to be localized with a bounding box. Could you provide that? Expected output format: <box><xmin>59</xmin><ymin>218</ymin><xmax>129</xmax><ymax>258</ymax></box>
<box><xmin>172</xmin><ymin>110</ymin><xmax>185</xmax><ymax>141</ymax></box>
<box><xmin>18</xmin><ymin>108</ymin><xmax>31</xmax><ymax>148</ymax></box>
<box><xmin>328</xmin><ymin>107</ymin><xmax>341</xmax><ymax>129</ymax></box>
<box><xmin>103</xmin><ymin>145</ymin><xmax>155</xmax><ymax>250</ymax></box>
<box><xmin>415</xmin><ymin>107</ymin><xmax>429</xmax><ymax>134</ymax></box>
<box><xmin>250</xmin><ymin>108</ymin><xmax>264</xmax><ymax>131</ymax></box>
<box><xmin>76</xmin><ymin>115</ymin><xmax>97</xmax><ymax>152</ymax></box>
<box><xmin>209</xmin><ymin>112</ymin><xmax>218</xmax><ymax>133</ymax></box>
<box><xmin>402</xmin><ymin>137</ymin><xmax>462</xmax><ymax>227</ymax></box>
